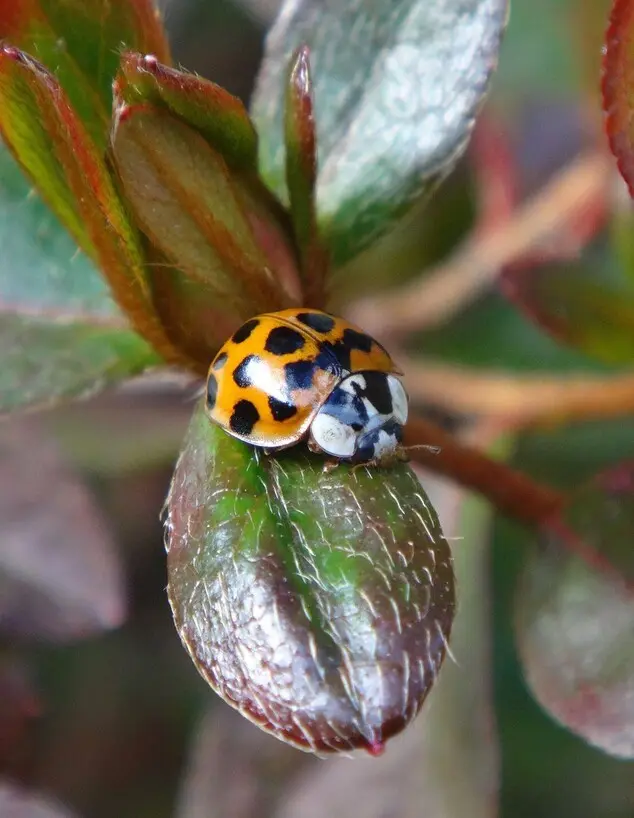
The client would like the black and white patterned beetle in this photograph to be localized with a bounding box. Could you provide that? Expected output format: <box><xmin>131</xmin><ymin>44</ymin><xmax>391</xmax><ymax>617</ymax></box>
<box><xmin>308</xmin><ymin>371</ymin><xmax>408</xmax><ymax>463</ymax></box>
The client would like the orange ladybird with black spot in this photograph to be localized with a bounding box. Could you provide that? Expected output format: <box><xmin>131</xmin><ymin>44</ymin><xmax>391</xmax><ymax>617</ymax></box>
<box><xmin>205</xmin><ymin>308</ymin><xmax>409</xmax><ymax>464</ymax></box>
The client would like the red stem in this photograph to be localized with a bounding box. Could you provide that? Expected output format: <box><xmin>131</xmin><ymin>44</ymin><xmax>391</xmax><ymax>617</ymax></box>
<box><xmin>404</xmin><ymin>416</ymin><xmax>565</xmax><ymax>526</ymax></box>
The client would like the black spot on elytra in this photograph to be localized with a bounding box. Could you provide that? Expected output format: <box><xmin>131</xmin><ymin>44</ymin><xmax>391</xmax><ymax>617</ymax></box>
<box><xmin>284</xmin><ymin>359</ymin><xmax>318</xmax><ymax>391</ymax></box>
<box><xmin>352</xmin><ymin>371</ymin><xmax>393</xmax><ymax>415</ymax></box>
<box><xmin>344</xmin><ymin>328</ymin><xmax>373</xmax><ymax>353</ymax></box>
<box><xmin>321</xmin><ymin>329</ymin><xmax>373</xmax><ymax>372</ymax></box>
<box><xmin>233</xmin><ymin>354</ymin><xmax>258</xmax><ymax>388</ymax></box>
<box><xmin>265</xmin><ymin>326</ymin><xmax>306</xmax><ymax>355</ymax></box>
<box><xmin>229</xmin><ymin>400</ymin><xmax>260</xmax><ymax>436</ymax></box>
<box><xmin>232</xmin><ymin>318</ymin><xmax>259</xmax><ymax>344</ymax></box>
<box><xmin>284</xmin><ymin>347</ymin><xmax>341</xmax><ymax>391</ymax></box>
<box><xmin>322</xmin><ymin>340</ymin><xmax>351</xmax><ymax>372</ymax></box>
<box><xmin>268</xmin><ymin>395</ymin><xmax>298</xmax><ymax>422</ymax></box>
<box><xmin>206</xmin><ymin>373</ymin><xmax>218</xmax><ymax>410</ymax></box>
<box><xmin>296</xmin><ymin>311</ymin><xmax>336</xmax><ymax>334</ymax></box>
<box><xmin>212</xmin><ymin>352</ymin><xmax>228</xmax><ymax>370</ymax></box>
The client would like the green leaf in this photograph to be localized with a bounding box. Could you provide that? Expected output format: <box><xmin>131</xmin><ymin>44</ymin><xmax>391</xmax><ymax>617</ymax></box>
<box><xmin>0</xmin><ymin>148</ymin><xmax>160</xmax><ymax>413</ymax></box>
<box><xmin>284</xmin><ymin>46</ymin><xmax>328</xmax><ymax>307</ymax></box>
<box><xmin>416</xmin><ymin>292</ymin><xmax>614</xmax><ymax>373</ymax></box>
<box><xmin>332</xmin><ymin>161</ymin><xmax>475</xmax><ymax>303</ymax></box>
<box><xmin>118</xmin><ymin>52</ymin><xmax>259</xmax><ymax>173</ymax></box>
<box><xmin>491</xmin><ymin>0</ymin><xmax>587</xmax><ymax>102</ymax></box>
<box><xmin>0</xmin><ymin>45</ymin><xmax>101</xmax><ymax>259</ymax></box>
<box><xmin>501</xmin><ymin>248</ymin><xmax>634</xmax><ymax>365</ymax></box>
<box><xmin>270</xmin><ymin>478</ymin><xmax>498</xmax><ymax>815</ymax></box>
<box><xmin>516</xmin><ymin>461</ymin><xmax>634</xmax><ymax>759</ymax></box>
<box><xmin>111</xmin><ymin>101</ymin><xmax>294</xmax><ymax>367</ymax></box>
<box><xmin>252</xmin><ymin>0</ymin><xmax>508</xmax><ymax>267</ymax></box>
<box><xmin>165</xmin><ymin>404</ymin><xmax>455</xmax><ymax>755</ymax></box>
<box><xmin>0</xmin><ymin>0</ymin><xmax>171</xmax><ymax>150</ymax></box>
<box><xmin>0</xmin><ymin>46</ymin><xmax>196</xmax><ymax>370</ymax></box>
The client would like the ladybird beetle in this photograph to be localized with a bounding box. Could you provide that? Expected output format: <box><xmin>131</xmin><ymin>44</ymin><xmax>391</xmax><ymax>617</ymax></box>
<box><xmin>205</xmin><ymin>308</ymin><xmax>408</xmax><ymax>464</ymax></box>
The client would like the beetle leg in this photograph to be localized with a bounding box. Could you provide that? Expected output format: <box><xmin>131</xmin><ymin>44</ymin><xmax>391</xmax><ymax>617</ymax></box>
<box><xmin>307</xmin><ymin>438</ymin><xmax>321</xmax><ymax>455</ymax></box>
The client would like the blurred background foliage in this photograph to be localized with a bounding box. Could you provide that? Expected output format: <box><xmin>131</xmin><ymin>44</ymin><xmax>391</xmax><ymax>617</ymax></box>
<box><xmin>2</xmin><ymin>0</ymin><xmax>634</xmax><ymax>816</ymax></box>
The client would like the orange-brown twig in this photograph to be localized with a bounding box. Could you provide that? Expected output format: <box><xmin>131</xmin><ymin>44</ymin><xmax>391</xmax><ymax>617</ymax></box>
<box><xmin>401</xmin><ymin>358</ymin><xmax>634</xmax><ymax>426</ymax></box>
<box><xmin>404</xmin><ymin>415</ymin><xmax>565</xmax><ymax>526</ymax></box>
<box><xmin>349</xmin><ymin>151</ymin><xmax>611</xmax><ymax>340</ymax></box>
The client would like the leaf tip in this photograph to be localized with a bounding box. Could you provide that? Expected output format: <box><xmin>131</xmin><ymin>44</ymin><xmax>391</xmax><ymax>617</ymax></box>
<box><xmin>289</xmin><ymin>44</ymin><xmax>313</xmax><ymax>96</ymax></box>
<box><xmin>0</xmin><ymin>43</ymin><xmax>20</xmax><ymax>60</ymax></box>
<box><xmin>120</xmin><ymin>49</ymin><xmax>161</xmax><ymax>83</ymax></box>
<box><xmin>602</xmin><ymin>0</ymin><xmax>634</xmax><ymax>196</ymax></box>
<box><xmin>364</xmin><ymin>736</ymin><xmax>386</xmax><ymax>757</ymax></box>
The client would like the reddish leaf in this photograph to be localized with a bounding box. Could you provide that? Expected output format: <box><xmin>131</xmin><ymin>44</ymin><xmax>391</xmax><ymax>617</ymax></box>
<box><xmin>110</xmin><ymin>100</ymin><xmax>294</xmax><ymax>365</ymax></box>
<box><xmin>0</xmin><ymin>420</ymin><xmax>125</xmax><ymax>642</ymax></box>
<box><xmin>0</xmin><ymin>45</ymin><xmax>106</xmax><ymax>260</ymax></box>
<box><xmin>284</xmin><ymin>46</ymin><xmax>329</xmax><ymax>307</ymax></box>
<box><xmin>116</xmin><ymin>52</ymin><xmax>301</xmax><ymax>308</ymax></box>
<box><xmin>500</xmin><ymin>252</ymin><xmax>634</xmax><ymax>364</ymax></box>
<box><xmin>470</xmin><ymin>114</ymin><xmax>517</xmax><ymax>237</ymax></box>
<box><xmin>516</xmin><ymin>461</ymin><xmax>634</xmax><ymax>758</ymax></box>
<box><xmin>0</xmin><ymin>0</ymin><xmax>170</xmax><ymax>150</ymax></box>
<box><xmin>118</xmin><ymin>52</ymin><xmax>258</xmax><ymax>172</ymax></box>
<box><xmin>474</xmin><ymin>107</ymin><xmax>606</xmax><ymax>268</ymax></box>
<box><xmin>603</xmin><ymin>0</ymin><xmax>634</xmax><ymax>196</ymax></box>
<box><xmin>0</xmin><ymin>46</ymin><xmax>195</xmax><ymax>371</ymax></box>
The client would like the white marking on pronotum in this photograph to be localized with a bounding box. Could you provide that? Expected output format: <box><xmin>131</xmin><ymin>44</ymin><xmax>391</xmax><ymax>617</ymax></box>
<box><xmin>373</xmin><ymin>429</ymin><xmax>399</xmax><ymax>458</ymax></box>
<box><xmin>340</xmin><ymin>373</ymin><xmax>366</xmax><ymax>394</ymax></box>
<box><xmin>387</xmin><ymin>374</ymin><xmax>408</xmax><ymax>424</ymax></box>
<box><xmin>310</xmin><ymin>412</ymin><xmax>357</xmax><ymax>457</ymax></box>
